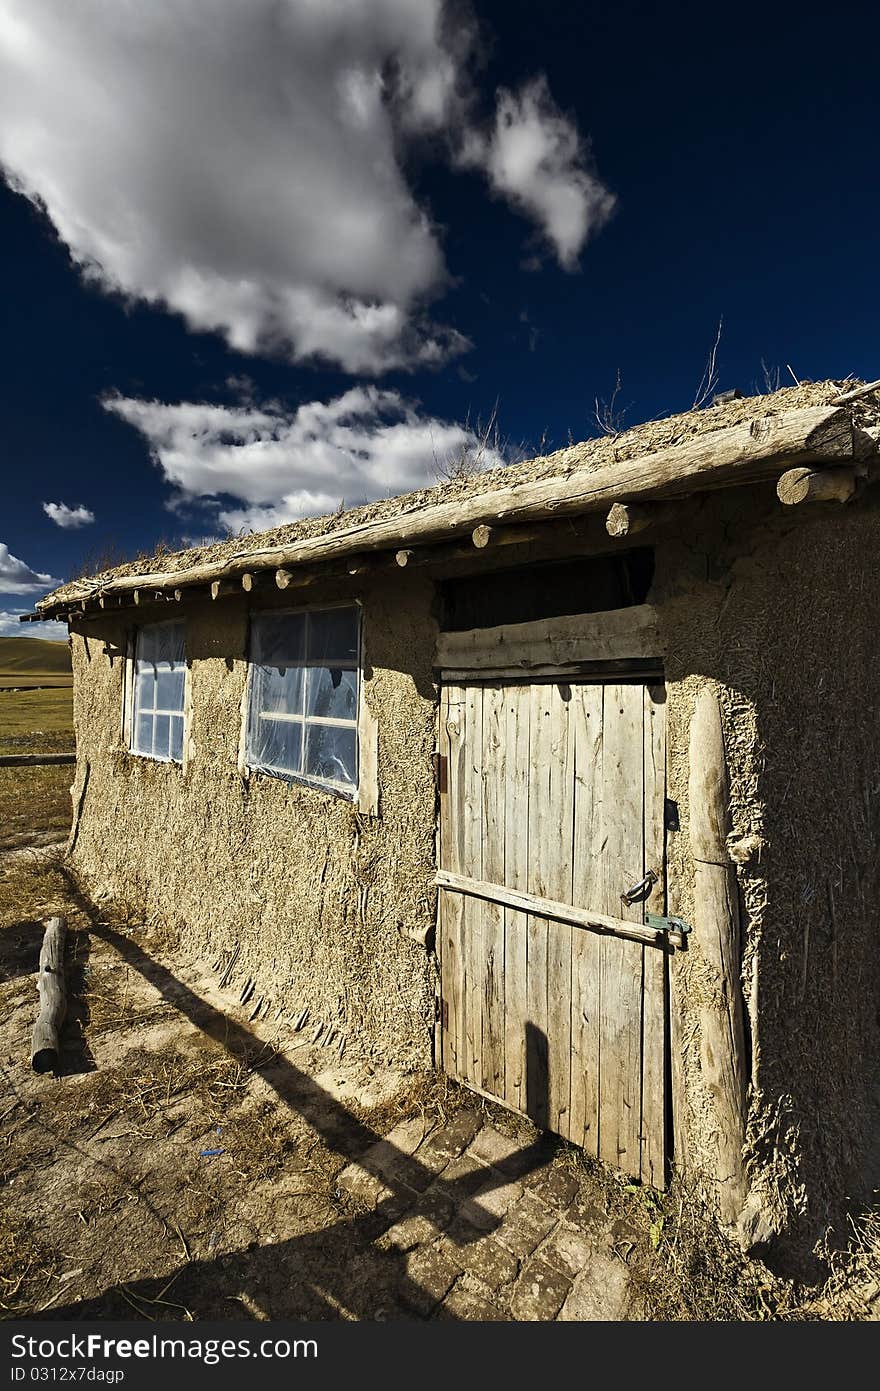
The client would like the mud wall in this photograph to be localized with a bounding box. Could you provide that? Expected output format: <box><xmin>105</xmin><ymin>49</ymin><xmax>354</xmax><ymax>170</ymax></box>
<box><xmin>66</xmin><ymin>488</ymin><xmax>880</xmax><ymax>1249</ymax></box>
<box><xmin>67</xmin><ymin>571</ymin><xmax>440</xmax><ymax>1070</ymax></box>
<box><xmin>653</xmin><ymin>486</ymin><xmax>880</xmax><ymax>1253</ymax></box>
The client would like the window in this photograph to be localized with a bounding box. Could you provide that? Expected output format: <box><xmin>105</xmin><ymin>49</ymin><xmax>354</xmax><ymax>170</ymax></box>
<box><xmin>246</xmin><ymin>606</ymin><xmax>360</xmax><ymax>796</ymax></box>
<box><xmin>130</xmin><ymin>622</ymin><xmax>186</xmax><ymax>763</ymax></box>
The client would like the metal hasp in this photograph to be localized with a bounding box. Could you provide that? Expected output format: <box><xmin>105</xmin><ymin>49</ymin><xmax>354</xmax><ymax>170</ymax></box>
<box><xmin>646</xmin><ymin>911</ymin><xmax>692</xmax><ymax>945</ymax></box>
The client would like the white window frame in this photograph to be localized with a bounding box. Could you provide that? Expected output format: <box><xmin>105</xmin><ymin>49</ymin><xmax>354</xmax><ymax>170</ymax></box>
<box><xmin>243</xmin><ymin>601</ymin><xmax>376</xmax><ymax>808</ymax></box>
<box><xmin>124</xmin><ymin>618</ymin><xmax>188</xmax><ymax>766</ymax></box>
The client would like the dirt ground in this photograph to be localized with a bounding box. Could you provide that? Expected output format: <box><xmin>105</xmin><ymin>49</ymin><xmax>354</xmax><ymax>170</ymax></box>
<box><xmin>1</xmin><ymin>843</ymin><xmax>878</xmax><ymax>1321</ymax></box>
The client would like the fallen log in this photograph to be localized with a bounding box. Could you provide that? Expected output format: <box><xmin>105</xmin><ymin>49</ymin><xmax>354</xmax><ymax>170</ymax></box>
<box><xmin>31</xmin><ymin>916</ymin><xmax>67</xmax><ymax>1074</ymax></box>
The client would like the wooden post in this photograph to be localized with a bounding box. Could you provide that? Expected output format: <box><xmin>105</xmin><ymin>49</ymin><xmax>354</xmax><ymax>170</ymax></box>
<box><xmin>275</xmin><ymin>568</ymin><xmax>295</xmax><ymax>590</ymax></box>
<box><xmin>395</xmin><ymin>549</ymin><xmax>414</xmax><ymax>567</ymax></box>
<box><xmin>605</xmin><ymin>502</ymin><xmax>654</xmax><ymax>538</ymax></box>
<box><xmin>688</xmin><ymin>688</ymin><xmax>748</xmax><ymax>1225</ymax></box>
<box><xmin>776</xmin><ymin>466</ymin><xmax>855</xmax><ymax>505</ymax></box>
<box><xmin>31</xmin><ymin>916</ymin><xmax>67</xmax><ymax>1074</ymax></box>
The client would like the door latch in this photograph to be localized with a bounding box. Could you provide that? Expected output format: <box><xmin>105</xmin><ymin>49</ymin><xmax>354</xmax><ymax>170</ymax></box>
<box><xmin>620</xmin><ymin>868</ymin><xmax>659</xmax><ymax>906</ymax></box>
<box><xmin>646</xmin><ymin>912</ymin><xmax>692</xmax><ymax>943</ymax></box>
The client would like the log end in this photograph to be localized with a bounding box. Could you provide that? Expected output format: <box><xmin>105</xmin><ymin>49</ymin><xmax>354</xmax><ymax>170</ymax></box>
<box><xmin>777</xmin><ymin>465</ymin><xmax>856</xmax><ymax>505</ymax></box>
<box><xmin>605</xmin><ymin>503</ymin><xmax>631</xmax><ymax>537</ymax></box>
<box><xmin>31</xmin><ymin>1045</ymin><xmax>59</xmax><ymax>1075</ymax></box>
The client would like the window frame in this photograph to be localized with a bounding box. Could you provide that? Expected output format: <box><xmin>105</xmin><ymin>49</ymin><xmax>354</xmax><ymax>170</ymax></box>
<box><xmin>242</xmin><ymin>600</ymin><xmax>370</xmax><ymax>804</ymax></box>
<box><xmin>123</xmin><ymin>618</ymin><xmax>189</xmax><ymax>767</ymax></box>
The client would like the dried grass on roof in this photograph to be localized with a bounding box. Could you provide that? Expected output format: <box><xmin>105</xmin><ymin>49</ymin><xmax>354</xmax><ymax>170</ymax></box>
<box><xmin>48</xmin><ymin>379</ymin><xmax>876</xmax><ymax>600</ymax></box>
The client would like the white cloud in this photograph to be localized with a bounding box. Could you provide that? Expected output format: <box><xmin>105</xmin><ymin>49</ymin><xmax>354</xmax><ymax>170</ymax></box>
<box><xmin>0</xmin><ymin>608</ymin><xmax>67</xmax><ymax>640</ymax></box>
<box><xmin>0</xmin><ymin>543</ymin><xmax>57</xmax><ymax>595</ymax></box>
<box><xmin>104</xmin><ymin>388</ymin><xmax>506</xmax><ymax>533</ymax></box>
<box><xmin>462</xmin><ymin>78</ymin><xmax>616</xmax><ymax>269</ymax></box>
<box><xmin>43</xmin><ymin>501</ymin><xmax>95</xmax><ymax>529</ymax></box>
<box><xmin>0</xmin><ymin>2</ymin><xmax>613</xmax><ymax>373</ymax></box>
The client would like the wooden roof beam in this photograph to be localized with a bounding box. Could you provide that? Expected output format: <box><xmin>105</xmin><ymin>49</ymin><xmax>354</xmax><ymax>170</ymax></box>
<box><xmin>776</xmin><ymin>466</ymin><xmax>856</xmax><ymax>505</ymax></box>
<box><xmin>35</xmin><ymin>406</ymin><xmax>855</xmax><ymax>613</ymax></box>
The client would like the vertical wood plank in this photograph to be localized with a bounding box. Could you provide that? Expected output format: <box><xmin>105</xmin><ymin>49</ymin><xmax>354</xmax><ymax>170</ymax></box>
<box><xmin>544</xmin><ymin>685</ymin><xmax>574</xmax><ymax>1136</ymax></box>
<box><xmin>481</xmin><ymin>683</ymin><xmax>506</xmax><ymax>1097</ymax></box>
<box><xmin>640</xmin><ymin>682</ymin><xmax>667</xmax><ymax>1186</ymax></box>
<box><xmin>571</xmin><ymin>683</ymin><xmax>604</xmax><ymax>1156</ymax></box>
<box><xmin>525</xmin><ymin>683</ymin><xmax>550</xmax><ymax>1128</ymax></box>
<box><xmin>599</xmin><ymin>682</ymin><xmax>645</xmax><ymax>1177</ymax></box>
<box><xmin>439</xmin><ymin>686</ymin><xmax>466</xmax><ymax>1078</ymax></box>
<box><xmin>503</xmin><ymin>684</ymin><xmax>530</xmax><ymax>1112</ymax></box>
<box><xmin>461</xmin><ymin>684</ymin><xmax>483</xmax><ymax>1085</ymax></box>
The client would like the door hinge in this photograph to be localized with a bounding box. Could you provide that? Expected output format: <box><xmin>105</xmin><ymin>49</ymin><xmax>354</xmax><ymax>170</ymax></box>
<box><xmin>433</xmin><ymin>752</ymin><xmax>448</xmax><ymax>794</ymax></box>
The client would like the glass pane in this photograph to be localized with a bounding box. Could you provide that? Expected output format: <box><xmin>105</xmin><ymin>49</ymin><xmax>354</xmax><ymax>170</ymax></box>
<box><xmin>152</xmin><ymin>622</ymin><xmax>185</xmax><ymax>666</ymax></box>
<box><xmin>155</xmin><ymin>666</ymin><xmax>185</xmax><ymax>711</ymax></box>
<box><xmin>136</xmin><ymin>626</ymin><xmax>158</xmax><ymax>666</ymax></box>
<box><xmin>134</xmin><ymin>668</ymin><xmax>154</xmax><ymax>714</ymax></box>
<box><xmin>153</xmin><ymin>714</ymin><xmax>170</xmax><ymax>759</ymax></box>
<box><xmin>137</xmin><ymin>622</ymin><xmax>185</xmax><ymax>668</ymax></box>
<box><xmin>251</xmin><ymin>613</ymin><xmax>306</xmax><ymax>667</ymax></box>
<box><xmin>307</xmin><ymin>607</ymin><xmax>359</xmax><ymax>664</ymax></box>
<box><xmin>250</xmin><ymin>716</ymin><xmax>302</xmax><ymax>774</ymax></box>
<box><xmin>304</xmin><ymin>723</ymin><xmax>357</xmax><ymax>788</ymax></box>
<box><xmin>306</xmin><ymin>666</ymin><xmax>358</xmax><ymax>721</ymax></box>
<box><xmin>170</xmin><ymin>715</ymin><xmax>184</xmax><ymax>763</ymax></box>
<box><xmin>134</xmin><ymin>713</ymin><xmax>153</xmax><ymax>756</ymax></box>
<box><xmin>253</xmin><ymin>662</ymin><xmax>304</xmax><ymax>718</ymax></box>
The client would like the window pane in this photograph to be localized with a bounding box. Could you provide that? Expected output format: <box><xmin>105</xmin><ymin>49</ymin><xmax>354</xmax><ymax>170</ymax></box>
<box><xmin>134</xmin><ymin>713</ymin><xmax>153</xmax><ymax>756</ymax></box>
<box><xmin>251</xmin><ymin>613</ymin><xmax>306</xmax><ymax>667</ymax></box>
<box><xmin>152</xmin><ymin>622</ymin><xmax>186</xmax><ymax>666</ymax></box>
<box><xmin>307</xmin><ymin>608</ymin><xmax>359</xmax><ymax>664</ymax></box>
<box><xmin>306</xmin><ymin>666</ymin><xmax>358</xmax><ymax>721</ymax></box>
<box><xmin>155</xmin><ymin>666</ymin><xmax>185</xmax><ymax>710</ymax></box>
<box><xmin>252</xmin><ymin>661</ymin><xmax>304</xmax><ymax>718</ymax></box>
<box><xmin>251</xmin><ymin>716</ymin><xmax>302</xmax><ymax>774</ymax></box>
<box><xmin>153</xmin><ymin>714</ymin><xmax>170</xmax><ymax>759</ymax></box>
<box><xmin>135</xmin><ymin>668</ymin><xmax>154</xmax><ymax>712</ymax></box>
<box><xmin>170</xmin><ymin>715</ymin><xmax>184</xmax><ymax>763</ymax></box>
<box><xmin>132</xmin><ymin>622</ymin><xmax>186</xmax><ymax>761</ymax></box>
<box><xmin>304</xmin><ymin>723</ymin><xmax>357</xmax><ymax>788</ymax></box>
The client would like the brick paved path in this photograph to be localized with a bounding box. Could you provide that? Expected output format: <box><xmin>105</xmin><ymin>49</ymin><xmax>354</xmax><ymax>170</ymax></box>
<box><xmin>337</xmin><ymin>1107</ymin><xmax>640</xmax><ymax>1320</ymax></box>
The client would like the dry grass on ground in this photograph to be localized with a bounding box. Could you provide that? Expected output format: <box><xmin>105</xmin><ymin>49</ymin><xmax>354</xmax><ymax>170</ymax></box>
<box><xmin>1</xmin><ymin>851</ymin><xmax>878</xmax><ymax>1321</ymax></box>
<box><xmin>0</xmin><ymin>688</ymin><xmax>74</xmax><ymax>744</ymax></box>
<box><xmin>0</xmin><ymin>686</ymin><xmax>75</xmax><ymax>853</ymax></box>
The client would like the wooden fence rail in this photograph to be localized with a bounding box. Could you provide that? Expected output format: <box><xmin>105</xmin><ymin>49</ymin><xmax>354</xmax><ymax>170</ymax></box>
<box><xmin>0</xmin><ymin>753</ymin><xmax>76</xmax><ymax>767</ymax></box>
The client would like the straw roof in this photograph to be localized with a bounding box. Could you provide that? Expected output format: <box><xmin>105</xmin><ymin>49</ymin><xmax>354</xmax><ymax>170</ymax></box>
<box><xmin>35</xmin><ymin>379</ymin><xmax>879</xmax><ymax>614</ymax></box>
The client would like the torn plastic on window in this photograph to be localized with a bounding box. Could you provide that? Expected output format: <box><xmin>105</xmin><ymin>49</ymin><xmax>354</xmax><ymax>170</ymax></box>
<box><xmin>246</xmin><ymin>606</ymin><xmax>360</xmax><ymax>795</ymax></box>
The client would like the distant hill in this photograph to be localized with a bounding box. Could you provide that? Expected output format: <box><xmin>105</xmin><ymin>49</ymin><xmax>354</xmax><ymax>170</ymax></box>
<box><xmin>0</xmin><ymin>635</ymin><xmax>71</xmax><ymax>674</ymax></box>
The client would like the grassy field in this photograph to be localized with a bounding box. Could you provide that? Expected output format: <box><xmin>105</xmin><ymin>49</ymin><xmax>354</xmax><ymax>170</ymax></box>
<box><xmin>0</xmin><ymin>638</ymin><xmax>75</xmax><ymax>848</ymax></box>
<box><xmin>0</xmin><ymin>634</ymin><xmax>71</xmax><ymax>673</ymax></box>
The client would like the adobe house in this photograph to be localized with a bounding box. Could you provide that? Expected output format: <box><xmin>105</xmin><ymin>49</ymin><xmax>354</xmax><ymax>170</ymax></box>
<box><xmin>29</xmin><ymin>381</ymin><xmax>880</xmax><ymax>1254</ymax></box>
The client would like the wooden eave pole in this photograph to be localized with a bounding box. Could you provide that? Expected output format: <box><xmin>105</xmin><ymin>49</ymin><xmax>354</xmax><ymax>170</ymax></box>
<box><xmin>35</xmin><ymin>405</ymin><xmax>855</xmax><ymax>616</ymax></box>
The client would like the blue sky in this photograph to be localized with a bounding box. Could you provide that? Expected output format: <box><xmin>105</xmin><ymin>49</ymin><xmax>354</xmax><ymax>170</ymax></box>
<box><xmin>1</xmin><ymin>0</ymin><xmax>877</xmax><ymax>639</ymax></box>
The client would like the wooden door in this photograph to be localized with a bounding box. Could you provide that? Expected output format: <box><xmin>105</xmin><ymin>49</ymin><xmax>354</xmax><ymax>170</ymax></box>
<box><xmin>437</xmin><ymin>678</ymin><xmax>670</xmax><ymax>1186</ymax></box>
